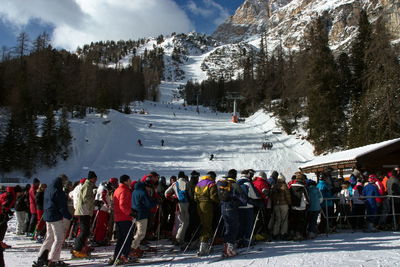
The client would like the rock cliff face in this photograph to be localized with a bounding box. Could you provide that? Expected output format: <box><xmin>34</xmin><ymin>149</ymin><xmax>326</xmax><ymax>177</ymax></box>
<box><xmin>212</xmin><ymin>0</ymin><xmax>400</xmax><ymax>50</ymax></box>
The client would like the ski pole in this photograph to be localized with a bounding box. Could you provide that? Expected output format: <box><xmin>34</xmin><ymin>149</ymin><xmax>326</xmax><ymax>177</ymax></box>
<box><xmin>67</xmin><ymin>217</ymin><xmax>76</xmax><ymax>240</ymax></box>
<box><xmin>91</xmin><ymin>210</ymin><xmax>100</xmax><ymax>233</ymax></box>
<box><xmin>183</xmin><ymin>224</ymin><xmax>200</xmax><ymax>253</ymax></box>
<box><xmin>208</xmin><ymin>215</ymin><xmax>223</xmax><ymax>254</ymax></box>
<box><xmin>113</xmin><ymin>219</ymin><xmax>136</xmax><ymax>267</ymax></box>
<box><xmin>155</xmin><ymin>205</ymin><xmax>162</xmax><ymax>253</ymax></box>
<box><xmin>247</xmin><ymin>209</ymin><xmax>260</xmax><ymax>252</ymax></box>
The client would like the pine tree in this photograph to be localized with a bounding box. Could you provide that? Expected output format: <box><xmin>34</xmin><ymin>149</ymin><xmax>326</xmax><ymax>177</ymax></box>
<box><xmin>0</xmin><ymin>114</ymin><xmax>20</xmax><ymax>172</ymax></box>
<box><xmin>57</xmin><ymin>108</ymin><xmax>72</xmax><ymax>161</ymax></box>
<box><xmin>350</xmin><ymin>10</ymin><xmax>372</xmax><ymax>102</ymax></box>
<box><xmin>41</xmin><ymin>107</ymin><xmax>58</xmax><ymax>167</ymax></box>
<box><xmin>354</xmin><ymin>17</ymin><xmax>400</xmax><ymax>145</ymax></box>
<box><xmin>337</xmin><ymin>53</ymin><xmax>353</xmax><ymax>109</ymax></box>
<box><xmin>21</xmin><ymin>113</ymin><xmax>39</xmax><ymax>177</ymax></box>
<box><xmin>306</xmin><ymin>17</ymin><xmax>343</xmax><ymax>153</ymax></box>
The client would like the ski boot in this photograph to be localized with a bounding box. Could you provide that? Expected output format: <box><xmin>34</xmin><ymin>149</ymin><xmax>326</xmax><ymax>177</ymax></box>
<box><xmin>223</xmin><ymin>243</ymin><xmax>237</xmax><ymax>257</ymax></box>
<box><xmin>196</xmin><ymin>242</ymin><xmax>208</xmax><ymax>257</ymax></box>
<box><xmin>32</xmin><ymin>249</ymin><xmax>49</xmax><ymax>267</ymax></box>
<box><xmin>114</xmin><ymin>255</ymin><xmax>138</xmax><ymax>265</ymax></box>
<box><xmin>47</xmin><ymin>261</ymin><xmax>70</xmax><ymax>267</ymax></box>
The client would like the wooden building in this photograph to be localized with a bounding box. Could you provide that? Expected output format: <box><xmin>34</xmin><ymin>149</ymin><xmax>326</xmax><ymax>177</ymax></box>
<box><xmin>299</xmin><ymin>138</ymin><xmax>400</xmax><ymax>175</ymax></box>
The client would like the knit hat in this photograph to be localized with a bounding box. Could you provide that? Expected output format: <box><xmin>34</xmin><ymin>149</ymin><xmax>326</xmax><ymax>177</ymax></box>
<box><xmin>207</xmin><ymin>171</ymin><xmax>217</xmax><ymax>179</ymax></box>
<box><xmin>349</xmin><ymin>175</ymin><xmax>357</xmax><ymax>185</ymax></box>
<box><xmin>270</xmin><ymin>171</ymin><xmax>279</xmax><ymax>179</ymax></box>
<box><xmin>178</xmin><ymin>171</ymin><xmax>186</xmax><ymax>178</ymax></box>
<box><xmin>227</xmin><ymin>169</ymin><xmax>237</xmax><ymax>179</ymax></box>
<box><xmin>109</xmin><ymin>177</ymin><xmax>118</xmax><ymax>186</ymax></box>
<box><xmin>353</xmin><ymin>169</ymin><xmax>361</xmax><ymax>177</ymax></box>
<box><xmin>150</xmin><ymin>171</ymin><xmax>160</xmax><ymax>178</ymax></box>
<box><xmin>255</xmin><ymin>171</ymin><xmax>267</xmax><ymax>179</ymax></box>
<box><xmin>120</xmin><ymin>174</ymin><xmax>130</xmax><ymax>183</ymax></box>
<box><xmin>277</xmin><ymin>173</ymin><xmax>286</xmax><ymax>181</ymax></box>
<box><xmin>88</xmin><ymin>171</ymin><xmax>97</xmax><ymax>180</ymax></box>
<box><xmin>368</xmin><ymin>174</ymin><xmax>377</xmax><ymax>183</ymax></box>
<box><xmin>241</xmin><ymin>169</ymin><xmax>250</xmax><ymax>176</ymax></box>
<box><xmin>191</xmin><ymin>170</ymin><xmax>200</xmax><ymax>177</ymax></box>
<box><xmin>33</xmin><ymin>178</ymin><xmax>40</xmax><ymax>184</ymax></box>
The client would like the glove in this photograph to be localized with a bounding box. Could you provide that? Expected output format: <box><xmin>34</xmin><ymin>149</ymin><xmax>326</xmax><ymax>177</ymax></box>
<box><xmin>130</xmin><ymin>209</ymin><xmax>138</xmax><ymax>218</ymax></box>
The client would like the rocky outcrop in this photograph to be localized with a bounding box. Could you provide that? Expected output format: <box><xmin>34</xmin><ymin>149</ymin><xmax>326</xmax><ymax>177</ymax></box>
<box><xmin>212</xmin><ymin>0</ymin><xmax>400</xmax><ymax>51</ymax></box>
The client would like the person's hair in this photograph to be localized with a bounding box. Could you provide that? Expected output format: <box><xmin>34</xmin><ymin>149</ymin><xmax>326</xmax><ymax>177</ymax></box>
<box><xmin>120</xmin><ymin>174</ymin><xmax>130</xmax><ymax>183</ymax></box>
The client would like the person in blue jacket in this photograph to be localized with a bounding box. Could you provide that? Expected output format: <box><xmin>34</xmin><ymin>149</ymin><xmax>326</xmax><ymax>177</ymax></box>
<box><xmin>363</xmin><ymin>175</ymin><xmax>380</xmax><ymax>232</ymax></box>
<box><xmin>317</xmin><ymin>173</ymin><xmax>334</xmax><ymax>233</ymax></box>
<box><xmin>33</xmin><ymin>174</ymin><xmax>72</xmax><ymax>267</ymax></box>
<box><xmin>307</xmin><ymin>180</ymin><xmax>322</xmax><ymax>238</ymax></box>
<box><xmin>130</xmin><ymin>182</ymin><xmax>157</xmax><ymax>258</ymax></box>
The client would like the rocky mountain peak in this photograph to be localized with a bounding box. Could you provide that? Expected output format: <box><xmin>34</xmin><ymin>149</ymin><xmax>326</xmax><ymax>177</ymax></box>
<box><xmin>212</xmin><ymin>0</ymin><xmax>400</xmax><ymax>51</ymax></box>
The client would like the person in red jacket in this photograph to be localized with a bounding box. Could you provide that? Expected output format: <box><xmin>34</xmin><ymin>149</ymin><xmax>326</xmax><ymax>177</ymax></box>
<box><xmin>28</xmin><ymin>178</ymin><xmax>41</xmax><ymax>236</ymax></box>
<box><xmin>110</xmin><ymin>175</ymin><xmax>135</xmax><ymax>265</ymax></box>
<box><xmin>0</xmin><ymin>186</ymin><xmax>16</xmax><ymax>249</ymax></box>
<box><xmin>252</xmin><ymin>171</ymin><xmax>270</xmax><ymax>240</ymax></box>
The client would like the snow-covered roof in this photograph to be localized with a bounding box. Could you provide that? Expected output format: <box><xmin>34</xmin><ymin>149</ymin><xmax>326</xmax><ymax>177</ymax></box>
<box><xmin>299</xmin><ymin>138</ymin><xmax>400</xmax><ymax>172</ymax></box>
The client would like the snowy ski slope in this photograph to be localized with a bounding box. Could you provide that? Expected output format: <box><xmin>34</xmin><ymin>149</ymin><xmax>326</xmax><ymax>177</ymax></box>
<box><xmin>27</xmin><ymin>101</ymin><xmax>314</xmax><ymax>183</ymax></box>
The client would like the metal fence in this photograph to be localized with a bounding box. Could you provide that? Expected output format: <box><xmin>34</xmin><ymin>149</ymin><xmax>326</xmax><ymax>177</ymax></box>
<box><xmin>321</xmin><ymin>195</ymin><xmax>400</xmax><ymax>235</ymax></box>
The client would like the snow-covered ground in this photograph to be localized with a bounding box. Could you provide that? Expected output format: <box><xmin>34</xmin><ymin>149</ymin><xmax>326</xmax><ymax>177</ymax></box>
<box><xmin>5</xmin><ymin>215</ymin><xmax>400</xmax><ymax>267</ymax></box>
<box><xmin>11</xmin><ymin>100</ymin><xmax>314</xmax><ymax>184</ymax></box>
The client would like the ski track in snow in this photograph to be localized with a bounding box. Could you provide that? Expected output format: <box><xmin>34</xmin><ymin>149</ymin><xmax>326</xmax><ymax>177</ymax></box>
<box><xmin>8</xmin><ymin>98</ymin><xmax>315</xmax><ymax>182</ymax></box>
<box><xmin>5</xmin><ymin>215</ymin><xmax>400</xmax><ymax>267</ymax></box>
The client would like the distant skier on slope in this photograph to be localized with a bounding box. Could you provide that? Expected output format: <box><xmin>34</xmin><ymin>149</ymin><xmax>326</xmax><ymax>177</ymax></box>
<box><xmin>137</xmin><ymin>139</ymin><xmax>143</xmax><ymax>146</ymax></box>
<box><xmin>209</xmin><ymin>154</ymin><xmax>214</xmax><ymax>161</ymax></box>
<box><xmin>161</xmin><ymin>139</ymin><xmax>164</xmax><ymax>146</ymax></box>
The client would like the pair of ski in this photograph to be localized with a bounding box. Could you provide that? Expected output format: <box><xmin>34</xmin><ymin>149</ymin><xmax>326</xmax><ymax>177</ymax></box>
<box><xmin>207</xmin><ymin>247</ymin><xmax>263</xmax><ymax>263</ymax></box>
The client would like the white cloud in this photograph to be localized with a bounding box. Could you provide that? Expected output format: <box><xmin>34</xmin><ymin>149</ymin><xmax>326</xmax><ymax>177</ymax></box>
<box><xmin>187</xmin><ymin>1</ymin><xmax>213</xmax><ymax>17</ymax></box>
<box><xmin>186</xmin><ymin>0</ymin><xmax>230</xmax><ymax>26</ymax></box>
<box><xmin>0</xmin><ymin>0</ymin><xmax>193</xmax><ymax>51</ymax></box>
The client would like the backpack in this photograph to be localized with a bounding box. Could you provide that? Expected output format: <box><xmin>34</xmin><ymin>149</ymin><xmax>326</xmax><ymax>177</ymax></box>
<box><xmin>176</xmin><ymin>181</ymin><xmax>189</xmax><ymax>203</ymax></box>
<box><xmin>218</xmin><ymin>180</ymin><xmax>233</xmax><ymax>202</ymax></box>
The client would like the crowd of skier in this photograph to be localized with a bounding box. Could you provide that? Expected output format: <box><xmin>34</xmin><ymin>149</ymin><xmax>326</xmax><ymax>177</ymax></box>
<box><xmin>0</xmin><ymin>167</ymin><xmax>400</xmax><ymax>266</ymax></box>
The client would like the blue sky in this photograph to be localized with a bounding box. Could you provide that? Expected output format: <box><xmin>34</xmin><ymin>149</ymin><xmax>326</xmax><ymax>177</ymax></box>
<box><xmin>0</xmin><ymin>0</ymin><xmax>243</xmax><ymax>51</ymax></box>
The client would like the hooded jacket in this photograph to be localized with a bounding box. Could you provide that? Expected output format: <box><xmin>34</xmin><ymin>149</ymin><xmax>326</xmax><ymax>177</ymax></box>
<box><xmin>29</xmin><ymin>184</ymin><xmax>39</xmax><ymax>214</ymax></box>
<box><xmin>194</xmin><ymin>175</ymin><xmax>219</xmax><ymax>203</ymax></box>
<box><xmin>237</xmin><ymin>176</ymin><xmax>260</xmax><ymax>209</ymax></box>
<box><xmin>113</xmin><ymin>183</ymin><xmax>132</xmax><ymax>222</ymax></box>
<box><xmin>290</xmin><ymin>181</ymin><xmax>310</xmax><ymax>210</ymax></box>
<box><xmin>131</xmin><ymin>182</ymin><xmax>157</xmax><ymax>221</ymax></box>
<box><xmin>165</xmin><ymin>177</ymin><xmax>189</xmax><ymax>202</ymax></box>
<box><xmin>253</xmin><ymin>177</ymin><xmax>270</xmax><ymax>204</ymax></box>
<box><xmin>0</xmin><ymin>187</ymin><xmax>15</xmax><ymax>214</ymax></box>
<box><xmin>270</xmin><ymin>180</ymin><xmax>291</xmax><ymax>206</ymax></box>
<box><xmin>43</xmin><ymin>177</ymin><xmax>72</xmax><ymax>222</ymax></box>
<box><xmin>363</xmin><ymin>183</ymin><xmax>379</xmax><ymax>208</ymax></box>
<box><xmin>74</xmin><ymin>179</ymin><xmax>96</xmax><ymax>216</ymax></box>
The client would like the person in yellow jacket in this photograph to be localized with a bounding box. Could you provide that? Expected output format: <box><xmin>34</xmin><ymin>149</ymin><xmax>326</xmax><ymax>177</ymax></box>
<box><xmin>194</xmin><ymin>172</ymin><xmax>219</xmax><ymax>256</ymax></box>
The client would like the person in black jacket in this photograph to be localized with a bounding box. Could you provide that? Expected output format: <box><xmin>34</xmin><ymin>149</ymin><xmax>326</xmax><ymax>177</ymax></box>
<box><xmin>289</xmin><ymin>174</ymin><xmax>310</xmax><ymax>241</ymax></box>
<box><xmin>33</xmin><ymin>175</ymin><xmax>72</xmax><ymax>267</ymax></box>
<box><xmin>15</xmin><ymin>187</ymin><xmax>29</xmax><ymax>235</ymax></box>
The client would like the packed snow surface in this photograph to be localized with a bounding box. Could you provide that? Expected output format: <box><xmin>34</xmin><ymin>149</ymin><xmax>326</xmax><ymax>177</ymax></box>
<box><xmin>11</xmin><ymin>101</ymin><xmax>314</xmax><ymax>183</ymax></box>
<box><xmin>4</xmin><ymin>216</ymin><xmax>400</xmax><ymax>267</ymax></box>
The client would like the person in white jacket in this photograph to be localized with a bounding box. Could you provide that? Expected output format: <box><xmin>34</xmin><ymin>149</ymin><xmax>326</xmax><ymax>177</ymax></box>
<box><xmin>164</xmin><ymin>171</ymin><xmax>189</xmax><ymax>246</ymax></box>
